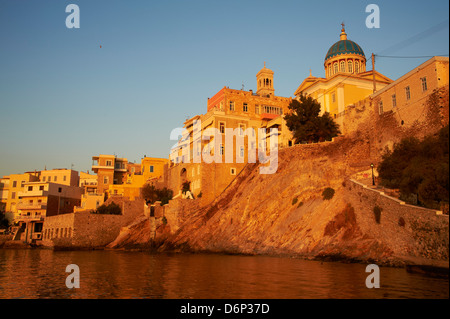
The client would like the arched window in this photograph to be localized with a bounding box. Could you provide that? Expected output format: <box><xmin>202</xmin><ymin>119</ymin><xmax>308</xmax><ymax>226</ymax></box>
<box><xmin>334</xmin><ymin>63</ymin><xmax>338</xmax><ymax>74</ymax></box>
<box><xmin>340</xmin><ymin>61</ymin><xmax>345</xmax><ymax>72</ymax></box>
<box><xmin>355</xmin><ymin>61</ymin><xmax>359</xmax><ymax>73</ymax></box>
<box><xmin>328</xmin><ymin>65</ymin><xmax>332</xmax><ymax>76</ymax></box>
<box><xmin>348</xmin><ymin>61</ymin><xmax>353</xmax><ymax>73</ymax></box>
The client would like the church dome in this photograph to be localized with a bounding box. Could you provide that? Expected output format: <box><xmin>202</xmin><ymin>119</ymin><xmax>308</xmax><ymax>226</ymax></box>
<box><xmin>323</xmin><ymin>24</ymin><xmax>367</xmax><ymax>78</ymax></box>
<box><xmin>325</xmin><ymin>39</ymin><xmax>365</xmax><ymax>61</ymax></box>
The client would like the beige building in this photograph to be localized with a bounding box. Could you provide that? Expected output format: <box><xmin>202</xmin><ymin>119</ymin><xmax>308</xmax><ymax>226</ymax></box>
<box><xmin>40</xmin><ymin>168</ymin><xmax>79</xmax><ymax>187</ymax></box>
<box><xmin>294</xmin><ymin>25</ymin><xmax>392</xmax><ymax>128</ymax></box>
<box><xmin>13</xmin><ymin>181</ymin><xmax>83</xmax><ymax>243</ymax></box>
<box><xmin>3</xmin><ymin>172</ymin><xmax>40</xmax><ymax>214</ymax></box>
<box><xmin>167</xmin><ymin>63</ymin><xmax>293</xmax><ymax>202</ymax></box>
<box><xmin>79</xmin><ymin>171</ymin><xmax>98</xmax><ymax>194</ymax></box>
<box><xmin>108</xmin><ymin>156</ymin><xmax>169</xmax><ymax>200</ymax></box>
<box><xmin>371</xmin><ymin>56</ymin><xmax>449</xmax><ymax>127</ymax></box>
<box><xmin>91</xmin><ymin>155</ymin><xmax>128</xmax><ymax>194</ymax></box>
<box><xmin>0</xmin><ymin>176</ymin><xmax>10</xmax><ymax>212</ymax></box>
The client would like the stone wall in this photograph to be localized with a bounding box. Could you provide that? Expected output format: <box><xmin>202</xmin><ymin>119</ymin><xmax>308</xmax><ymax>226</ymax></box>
<box><xmin>346</xmin><ymin>179</ymin><xmax>448</xmax><ymax>260</ymax></box>
<box><xmin>41</xmin><ymin>197</ymin><xmax>145</xmax><ymax>249</ymax></box>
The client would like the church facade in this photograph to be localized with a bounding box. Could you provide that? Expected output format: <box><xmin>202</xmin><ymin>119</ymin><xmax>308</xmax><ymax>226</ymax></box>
<box><xmin>294</xmin><ymin>25</ymin><xmax>393</xmax><ymax>127</ymax></box>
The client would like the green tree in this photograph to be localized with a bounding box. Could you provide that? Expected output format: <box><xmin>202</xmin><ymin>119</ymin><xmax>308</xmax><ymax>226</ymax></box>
<box><xmin>141</xmin><ymin>184</ymin><xmax>174</xmax><ymax>205</ymax></box>
<box><xmin>378</xmin><ymin>125</ymin><xmax>449</xmax><ymax>209</ymax></box>
<box><xmin>142</xmin><ymin>184</ymin><xmax>159</xmax><ymax>204</ymax></box>
<box><xmin>284</xmin><ymin>95</ymin><xmax>340</xmax><ymax>144</ymax></box>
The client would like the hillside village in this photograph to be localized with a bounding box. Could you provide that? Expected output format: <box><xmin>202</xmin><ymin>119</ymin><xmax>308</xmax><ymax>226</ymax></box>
<box><xmin>1</xmin><ymin>26</ymin><xmax>448</xmax><ymax>266</ymax></box>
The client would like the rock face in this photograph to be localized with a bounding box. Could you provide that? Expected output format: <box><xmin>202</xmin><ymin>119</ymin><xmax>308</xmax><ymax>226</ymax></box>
<box><xmin>109</xmin><ymin>136</ymin><xmax>449</xmax><ymax>267</ymax></box>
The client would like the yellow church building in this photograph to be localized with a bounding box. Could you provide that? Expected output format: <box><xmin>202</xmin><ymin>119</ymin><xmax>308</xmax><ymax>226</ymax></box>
<box><xmin>294</xmin><ymin>25</ymin><xmax>393</xmax><ymax>124</ymax></box>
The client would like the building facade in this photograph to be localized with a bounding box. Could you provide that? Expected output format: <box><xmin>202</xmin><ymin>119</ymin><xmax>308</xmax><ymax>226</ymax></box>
<box><xmin>294</xmin><ymin>25</ymin><xmax>393</xmax><ymax>127</ymax></box>
<box><xmin>13</xmin><ymin>181</ymin><xmax>83</xmax><ymax>243</ymax></box>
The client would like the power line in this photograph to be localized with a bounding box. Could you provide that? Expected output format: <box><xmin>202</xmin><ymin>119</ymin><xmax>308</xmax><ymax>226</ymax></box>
<box><xmin>375</xmin><ymin>54</ymin><xmax>449</xmax><ymax>59</ymax></box>
<box><xmin>376</xmin><ymin>20</ymin><xmax>449</xmax><ymax>56</ymax></box>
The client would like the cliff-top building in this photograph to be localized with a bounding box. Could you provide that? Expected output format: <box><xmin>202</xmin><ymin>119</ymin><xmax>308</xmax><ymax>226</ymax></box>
<box><xmin>294</xmin><ymin>24</ymin><xmax>393</xmax><ymax>127</ymax></box>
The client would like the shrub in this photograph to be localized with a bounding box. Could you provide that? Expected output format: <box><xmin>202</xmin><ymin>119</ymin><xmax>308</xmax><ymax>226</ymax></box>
<box><xmin>292</xmin><ymin>197</ymin><xmax>298</xmax><ymax>205</ymax></box>
<box><xmin>142</xmin><ymin>184</ymin><xmax>173</xmax><ymax>205</ymax></box>
<box><xmin>93</xmin><ymin>202</ymin><xmax>121</xmax><ymax>215</ymax></box>
<box><xmin>373</xmin><ymin>205</ymin><xmax>382</xmax><ymax>224</ymax></box>
<box><xmin>182</xmin><ymin>181</ymin><xmax>191</xmax><ymax>193</ymax></box>
<box><xmin>322</xmin><ymin>187</ymin><xmax>335</xmax><ymax>200</ymax></box>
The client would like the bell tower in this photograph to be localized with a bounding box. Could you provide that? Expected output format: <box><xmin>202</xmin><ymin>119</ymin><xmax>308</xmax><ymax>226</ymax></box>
<box><xmin>256</xmin><ymin>62</ymin><xmax>275</xmax><ymax>97</ymax></box>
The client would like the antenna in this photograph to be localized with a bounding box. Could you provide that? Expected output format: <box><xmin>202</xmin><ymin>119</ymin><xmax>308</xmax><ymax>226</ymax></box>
<box><xmin>242</xmin><ymin>81</ymin><xmax>245</xmax><ymax>90</ymax></box>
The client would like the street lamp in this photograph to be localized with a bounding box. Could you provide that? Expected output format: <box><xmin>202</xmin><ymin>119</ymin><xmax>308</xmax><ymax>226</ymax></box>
<box><xmin>370</xmin><ymin>163</ymin><xmax>375</xmax><ymax>186</ymax></box>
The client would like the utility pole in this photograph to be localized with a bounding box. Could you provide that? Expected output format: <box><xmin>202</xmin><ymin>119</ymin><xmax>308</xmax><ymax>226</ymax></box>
<box><xmin>372</xmin><ymin>53</ymin><xmax>376</xmax><ymax>93</ymax></box>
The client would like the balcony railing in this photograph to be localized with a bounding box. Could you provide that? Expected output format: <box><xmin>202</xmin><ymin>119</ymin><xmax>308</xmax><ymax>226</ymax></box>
<box><xmin>15</xmin><ymin>215</ymin><xmax>45</xmax><ymax>221</ymax></box>
<box><xmin>17</xmin><ymin>203</ymin><xmax>47</xmax><ymax>210</ymax></box>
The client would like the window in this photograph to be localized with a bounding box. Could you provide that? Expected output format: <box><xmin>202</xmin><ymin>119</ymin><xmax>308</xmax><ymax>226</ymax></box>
<box><xmin>39</xmin><ymin>185</ymin><xmax>44</xmax><ymax>191</ymax></box>
<box><xmin>328</xmin><ymin>65</ymin><xmax>332</xmax><ymax>76</ymax></box>
<box><xmin>63</xmin><ymin>176</ymin><xmax>67</xmax><ymax>182</ymax></box>
<box><xmin>392</xmin><ymin>94</ymin><xmax>397</xmax><ymax>108</ymax></box>
<box><xmin>230</xmin><ymin>168</ymin><xmax>236</xmax><ymax>175</ymax></box>
<box><xmin>229</xmin><ymin>101</ymin><xmax>235</xmax><ymax>111</ymax></box>
<box><xmin>106</xmin><ymin>160</ymin><xmax>112</xmax><ymax>166</ymax></box>
<box><xmin>58</xmin><ymin>187</ymin><xmax>62</xmax><ymax>193</ymax></box>
<box><xmin>54</xmin><ymin>176</ymin><xmax>57</xmax><ymax>182</ymax></box>
<box><xmin>378</xmin><ymin>101</ymin><xmax>384</xmax><ymax>115</ymax></box>
<box><xmin>11</xmin><ymin>192</ymin><xmax>15</xmax><ymax>199</ymax></box>
<box><xmin>239</xmin><ymin>124</ymin><xmax>246</xmax><ymax>136</ymax></box>
<box><xmin>12</xmin><ymin>181</ymin><xmax>17</xmax><ymax>188</ymax></box>
<box><xmin>220</xmin><ymin>144</ymin><xmax>224</xmax><ymax>156</ymax></box>
<box><xmin>219</xmin><ymin>122</ymin><xmax>225</xmax><ymax>134</ymax></box>
<box><xmin>243</xmin><ymin>103</ymin><xmax>248</xmax><ymax>112</ymax></box>
<box><xmin>348</xmin><ymin>61</ymin><xmax>353</xmax><ymax>73</ymax></box>
<box><xmin>340</xmin><ymin>61</ymin><xmax>345</xmax><ymax>72</ymax></box>
<box><xmin>262</xmin><ymin>106</ymin><xmax>282</xmax><ymax>115</ymax></box>
<box><xmin>104</xmin><ymin>176</ymin><xmax>109</xmax><ymax>184</ymax></box>
<box><xmin>240</xmin><ymin>146</ymin><xmax>245</xmax><ymax>158</ymax></box>
<box><xmin>334</xmin><ymin>63</ymin><xmax>338</xmax><ymax>74</ymax></box>
<box><xmin>405</xmin><ymin>86</ymin><xmax>411</xmax><ymax>100</ymax></box>
<box><xmin>28</xmin><ymin>186</ymin><xmax>33</xmax><ymax>191</ymax></box>
<box><xmin>42</xmin><ymin>176</ymin><xmax>46</xmax><ymax>182</ymax></box>
<box><xmin>355</xmin><ymin>61</ymin><xmax>359</xmax><ymax>73</ymax></box>
<box><xmin>150</xmin><ymin>166</ymin><xmax>154</xmax><ymax>173</ymax></box>
<box><xmin>421</xmin><ymin>77</ymin><xmax>427</xmax><ymax>92</ymax></box>
<box><xmin>255</xmin><ymin>105</ymin><xmax>259</xmax><ymax>114</ymax></box>
<box><xmin>332</xmin><ymin>93</ymin><xmax>336</xmax><ymax>103</ymax></box>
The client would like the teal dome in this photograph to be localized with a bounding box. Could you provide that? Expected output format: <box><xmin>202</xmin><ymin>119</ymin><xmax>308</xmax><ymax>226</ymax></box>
<box><xmin>325</xmin><ymin>39</ymin><xmax>365</xmax><ymax>61</ymax></box>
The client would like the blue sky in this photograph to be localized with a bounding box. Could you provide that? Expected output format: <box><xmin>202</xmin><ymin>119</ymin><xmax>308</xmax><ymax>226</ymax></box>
<box><xmin>0</xmin><ymin>0</ymin><xmax>448</xmax><ymax>177</ymax></box>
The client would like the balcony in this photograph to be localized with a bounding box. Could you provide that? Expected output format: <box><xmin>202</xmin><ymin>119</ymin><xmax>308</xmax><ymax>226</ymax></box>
<box><xmin>91</xmin><ymin>165</ymin><xmax>114</xmax><ymax>173</ymax></box>
<box><xmin>17</xmin><ymin>202</ymin><xmax>47</xmax><ymax>210</ymax></box>
<box><xmin>260</xmin><ymin>113</ymin><xmax>279</xmax><ymax>120</ymax></box>
<box><xmin>15</xmin><ymin>215</ymin><xmax>45</xmax><ymax>222</ymax></box>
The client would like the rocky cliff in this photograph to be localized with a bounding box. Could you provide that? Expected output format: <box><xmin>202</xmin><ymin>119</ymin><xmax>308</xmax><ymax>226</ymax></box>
<box><xmin>109</xmin><ymin>136</ymin><xmax>449</xmax><ymax>267</ymax></box>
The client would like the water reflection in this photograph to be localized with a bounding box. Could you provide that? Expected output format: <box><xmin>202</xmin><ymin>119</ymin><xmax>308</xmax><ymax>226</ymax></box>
<box><xmin>0</xmin><ymin>249</ymin><xmax>447</xmax><ymax>299</ymax></box>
